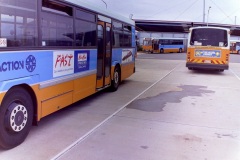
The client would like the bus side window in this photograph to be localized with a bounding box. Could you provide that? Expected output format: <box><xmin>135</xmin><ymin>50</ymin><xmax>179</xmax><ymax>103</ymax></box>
<box><xmin>41</xmin><ymin>0</ymin><xmax>74</xmax><ymax>46</ymax></box>
<box><xmin>112</xmin><ymin>21</ymin><xmax>122</xmax><ymax>47</ymax></box>
<box><xmin>75</xmin><ymin>9</ymin><xmax>96</xmax><ymax>47</ymax></box>
<box><xmin>0</xmin><ymin>1</ymin><xmax>38</xmax><ymax>47</ymax></box>
<box><xmin>75</xmin><ymin>20</ymin><xmax>96</xmax><ymax>47</ymax></box>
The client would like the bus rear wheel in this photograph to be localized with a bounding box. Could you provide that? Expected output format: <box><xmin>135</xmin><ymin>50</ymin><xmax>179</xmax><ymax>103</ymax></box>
<box><xmin>238</xmin><ymin>50</ymin><xmax>240</xmax><ymax>54</ymax></box>
<box><xmin>160</xmin><ymin>49</ymin><xmax>164</xmax><ymax>53</ymax></box>
<box><xmin>109</xmin><ymin>66</ymin><xmax>121</xmax><ymax>92</ymax></box>
<box><xmin>179</xmin><ymin>48</ymin><xmax>182</xmax><ymax>53</ymax></box>
<box><xmin>0</xmin><ymin>87</ymin><xmax>33</xmax><ymax>149</ymax></box>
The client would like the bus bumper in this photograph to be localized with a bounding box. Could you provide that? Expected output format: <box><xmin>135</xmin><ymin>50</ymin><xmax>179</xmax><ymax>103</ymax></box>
<box><xmin>186</xmin><ymin>62</ymin><xmax>229</xmax><ymax>70</ymax></box>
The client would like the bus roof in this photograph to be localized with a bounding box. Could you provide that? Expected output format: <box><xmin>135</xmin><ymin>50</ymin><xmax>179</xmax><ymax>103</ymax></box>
<box><xmin>230</xmin><ymin>40</ymin><xmax>240</xmax><ymax>42</ymax></box>
<box><xmin>189</xmin><ymin>26</ymin><xmax>230</xmax><ymax>31</ymax></box>
<box><xmin>153</xmin><ymin>37</ymin><xmax>187</xmax><ymax>40</ymax></box>
<box><xmin>63</xmin><ymin>0</ymin><xmax>135</xmax><ymax>26</ymax></box>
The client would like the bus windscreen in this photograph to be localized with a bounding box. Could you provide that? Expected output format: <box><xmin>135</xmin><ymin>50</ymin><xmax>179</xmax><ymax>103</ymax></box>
<box><xmin>190</xmin><ymin>28</ymin><xmax>228</xmax><ymax>47</ymax></box>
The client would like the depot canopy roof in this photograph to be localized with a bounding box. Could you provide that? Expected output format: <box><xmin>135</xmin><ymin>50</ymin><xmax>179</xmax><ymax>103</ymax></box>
<box><xmin>134</xmin><ymin>19</ymin><xmax>240</xmax><ymax>36</ymax></box>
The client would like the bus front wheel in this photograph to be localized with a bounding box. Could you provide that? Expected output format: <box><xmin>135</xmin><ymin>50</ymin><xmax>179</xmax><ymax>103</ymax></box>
<box><xmin>160</xmin><ymin>49</ymin><xmax>164</xmax><ymax>53</ymax></box>
<box><xmin>238</xmin><ymin>50</ymin><xmax>240</xmax><ymax>54</ymax></box>
<box><xmin>109</xmin><ymin>66</ymin><xmax>121</xmax><ymax>92</ymax></box>
<box><xmin>179</xmin><ymin>48</ymin><xmax>182</xmax><ymax>53</ymax></box>
<box><xmin>0</xmin><ymin>87</ymin><xmax>33</xmax><ymax>149</ymax></box>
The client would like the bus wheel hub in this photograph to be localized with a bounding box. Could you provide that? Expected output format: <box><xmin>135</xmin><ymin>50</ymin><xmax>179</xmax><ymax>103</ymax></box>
<box><xmin>7</xmin><ymin>103</ymin><xmax>28</xmax><ymax>132</ymax></box>
<box><xmin>114</xmin><ymin>72</ymin><xmax>119</xmax><ymax>83</ymax></box>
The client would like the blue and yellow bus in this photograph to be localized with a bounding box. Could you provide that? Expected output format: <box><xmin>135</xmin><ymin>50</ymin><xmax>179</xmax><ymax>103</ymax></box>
<box><xmin>230</xmin><ymin>40</ymin><xmax>240</xmax><ymax>54</ymax></box>
<box><xmin>186</xmin><ymin>26</ymin><xmax>230</xmax><ymax>71</ymax></box>
<box><xmin>0</xmin><ymin>0</ymin><xmax>136</xmax><ymax>149</ymax></box>
<box><xmin>142</xmin><ymin>38</ymin><xmax>153</xmax><ymax>52</ymax></box>
<box><xmin>152</xmin><ymin>38</ymin><xmax>186</xmax><ymax>53</ymax></box>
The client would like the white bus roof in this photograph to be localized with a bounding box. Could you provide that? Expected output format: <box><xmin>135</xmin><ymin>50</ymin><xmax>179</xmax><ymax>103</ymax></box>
<box><xmin>153</xmin><ymin>37</ymin><xmax>187</xmax><ymax>40</ymax></box>
<box><xmin>189</xmin><ymin>26</ymin><xmax>230</xmax><ymax>31</ymax></box>
<box><xmin>63</xmin><ymin>0</ymin><xmax>135</xmax><ymax>26</ymax></box>
<box><xmin>230</xmin><ymin>40</ymin><xmax>240</xmax><ymax>42</ymax></box>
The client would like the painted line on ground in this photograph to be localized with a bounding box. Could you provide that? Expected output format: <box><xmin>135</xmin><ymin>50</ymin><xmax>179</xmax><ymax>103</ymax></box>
<box><xmin>51</xmin><ymin>63</ymin><xmax>181</xmax><ymax>160</ymax></box>
<box><xmin>138</xmin><ymin>56</ymin><xmax>155</xmax><ymax>59</ymax></box>
<box><xmin>230</xmin><ymin>69</ymin><xmax>240</xmax><ymax>81</ymax></box>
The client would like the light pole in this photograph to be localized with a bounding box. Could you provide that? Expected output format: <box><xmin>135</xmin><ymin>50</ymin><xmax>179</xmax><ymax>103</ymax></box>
<box><xmin>129</xmin><ymin>14</ymin><xmax>133</xmax><ymax>19</ymax></box>
<box><xmin>207</xmin><ymin>6</ymin><xmax>211</xmax><ymax>26</ymax></box>
<box><xmin>203</xmin><ymin>0</ymin><xmax>205</xmax><ymax>23</ymax></box>
<box><xmin>101</xmin><ymin>0</ymin><xmax>107</xmax><ymax>9</ymax></box>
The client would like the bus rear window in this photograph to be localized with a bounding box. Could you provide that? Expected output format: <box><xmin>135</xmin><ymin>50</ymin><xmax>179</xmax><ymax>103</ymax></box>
<box><xmin>190</xmin><ymin>28</ymin><xmax>228</xmax><ymax>47</ymax></box>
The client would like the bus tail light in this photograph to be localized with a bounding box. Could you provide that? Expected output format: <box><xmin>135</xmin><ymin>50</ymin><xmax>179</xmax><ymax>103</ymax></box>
<box><xmin>226</xmin><ymin>53</ymin><xmax>229</xmax><ymax>62</ymax></box>
<box><xmin>187</xmin><ymin>52</ymin><xmax>191</xmax><ymax>61</ymax></box>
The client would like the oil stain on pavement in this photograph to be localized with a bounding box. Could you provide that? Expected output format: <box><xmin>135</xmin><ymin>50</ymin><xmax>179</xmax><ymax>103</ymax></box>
<box><xmin>127</xmin><ymin>85</ymin><xmax>215</xmax><ymax>112</ymax></box>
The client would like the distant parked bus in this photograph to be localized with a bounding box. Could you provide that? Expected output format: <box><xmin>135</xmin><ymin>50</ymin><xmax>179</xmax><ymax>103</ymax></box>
<box><xmin>142</xmin><ymin>38</ymin><xmax>153</xmax><ymax>52</ymax></box>
<box><xmin>0</xmin><ymin>0</ymin><xmax>136</xmax><ymax>149</ymax></box>
<box><xmin>186</xmin><ymin>27</ymin><xmax>230</xmax><ymax>71</ymax></box>
<box><xmin>230</xmin><ymin>40</ymin><xmax>240</xmax><ymax>54</ymax></box>
<box><xmin>152</xmin><ymin>38</ymin><xmax>186</xmax><ymax>53</ymax></box>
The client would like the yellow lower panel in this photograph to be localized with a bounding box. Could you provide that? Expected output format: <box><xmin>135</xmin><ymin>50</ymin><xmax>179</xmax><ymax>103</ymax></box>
<box><xmin>143</xmin><ymin>46</ymin><xmax>153</xmax><ymax>51</ymax></box>
<box><xmin>40</xmin><ymin>81</ymin><xmax>73</xmax><ymax>101</ymax></box>
<box><xmin>31</xmin><ymin>84</ymin><xmax>42</xmax><ymax>121</ymax></box>
<box><xmin>73</xmin><ymin>74</ymin><xmax>96</xmax><ymax>103</ymax></box>
<box><xmin>111</xmin><ymin>66</ymin><xmax>115</xmax><ymax>80</ymax></box>
<box><xmin>121</xmin><ymin>63</ymin><xmax>135</xmax><ymax>80</ymax></box>
<box><xmin>105</xmin><ymin>76</ymin><xmax>111</xmax><ymax>85</ymax></box>
<box><xmin>164</xmin><ymin>49</ymin><xmax>179</xmax><ymax>53</ymax></box>
<box><xmin>41</xmin><ymin>91</ymin><xmax>73</xmax><ymax>117</ymax></box>
<box><xmin>96</xmin><ymin>77</ymin><xmax>103</xmax><ymax>88</ymax></box>
<box><xmin>0</xmin><ymin>92</ymin><xmax>6</xmax><ymax>106</ymax></box>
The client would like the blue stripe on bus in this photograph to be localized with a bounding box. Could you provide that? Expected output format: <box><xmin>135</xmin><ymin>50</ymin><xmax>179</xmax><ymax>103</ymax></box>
<box><xmin>112</xmin><ymin>49</ymin><xmax>122</xmax><ymax>65</ymax></box>
<box><xmin>132</xmin><ymin>26</ymin><xmax>136</xmax><ymax>48</ymax></box>
<box><xmin>0</xmin><ymin>49</ymin><xmax>97</xmax><ymax>91</ymax></box>
<box><xmin>159</xmin><ymin>45</ymin><xmax>184</xmax><ymax>49</ymax></box>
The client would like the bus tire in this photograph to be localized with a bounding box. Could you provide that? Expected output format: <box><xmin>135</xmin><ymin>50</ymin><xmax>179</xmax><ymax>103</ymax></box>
<box><xmin>179</xmin><ymin>48</ymin><xmax>182</xmax><ymax>53</ymax></box>
<box><xmin>0</xmin><ymin>87</ymin><xmax>33</xmax><ymax>149</ymax></box>
<box><xmin>160</xmin><ymin>49</ymin><xmax>164</xmax><ymax>53</ymax></box>
<box><xmin>238</xmin><ymin>50</ymin><xmax>240</xmax><ymax>54</ymax></box>
<box><xmin>109</xmin><ymin>66</ymin><xmax>121</xmax><ymax>92</ymax></box>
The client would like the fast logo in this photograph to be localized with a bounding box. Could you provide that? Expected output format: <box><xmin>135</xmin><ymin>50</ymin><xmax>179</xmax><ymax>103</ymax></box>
<box><xmin>53</xmin><ymin>51</ymin><xmax>74</xmax><ymax>77</ymax></box>
<box><xmin>55</xmin><ymin>54</ymin><xmax>73</xmax><ymax>68</ymax></box>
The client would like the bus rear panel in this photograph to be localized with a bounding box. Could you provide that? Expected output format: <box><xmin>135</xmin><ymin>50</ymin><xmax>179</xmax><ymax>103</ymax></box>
<box><xmin>186</xmin><ymin>27</ymin><xmax>230</xmax><ymax>71</ymax></box>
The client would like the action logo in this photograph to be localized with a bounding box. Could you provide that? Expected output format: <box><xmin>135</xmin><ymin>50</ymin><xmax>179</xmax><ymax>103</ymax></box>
<box><xmin>0</xmin><ymin>55</ymin><xmax>36</xmax><ymax>72</ymax></box>
<box><xmin>26</xmin><ymin>55</ymin><xmax>36</xmax><ymax>72</ymax></box>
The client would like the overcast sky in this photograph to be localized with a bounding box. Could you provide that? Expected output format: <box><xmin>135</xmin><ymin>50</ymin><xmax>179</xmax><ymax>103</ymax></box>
<box><xmin>85</xmin><ymin>0</ymin><xmax>240</xmax><ymax>25</ymax></box>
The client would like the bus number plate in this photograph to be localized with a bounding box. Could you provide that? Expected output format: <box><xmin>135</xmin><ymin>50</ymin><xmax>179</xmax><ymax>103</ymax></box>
<box><xmin>204</xmin><ymin>60</ymin><xmax>211</xmax><ymax>63</ymax></box>
<box><xmin>0</xmin><ymin>38</ymin><xmax>7</xmax><ymax>47</ymax></box>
